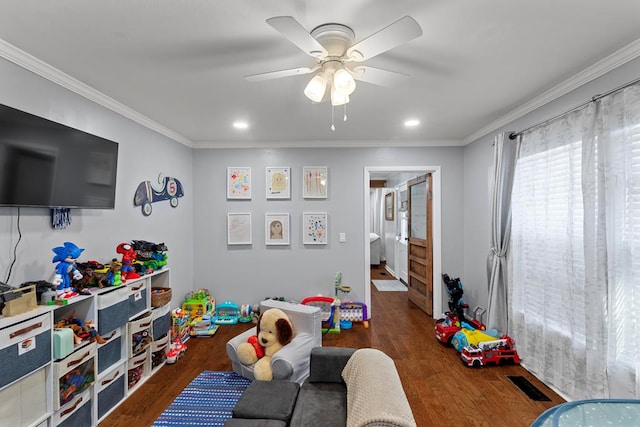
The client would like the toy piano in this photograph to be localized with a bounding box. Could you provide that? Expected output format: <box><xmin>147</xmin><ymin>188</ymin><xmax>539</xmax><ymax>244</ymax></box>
<box><xmin>214</xmin><ymin>301</ymin><xmax>240</xmax><ymax>325</ymax></box>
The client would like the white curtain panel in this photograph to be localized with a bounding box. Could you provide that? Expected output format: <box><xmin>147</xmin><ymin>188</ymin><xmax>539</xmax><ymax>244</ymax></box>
<box><xmin>510</xmin><ymin>81</ymin><xmax>640</xmax><ymax>400</ymax></box>
<box><xmin>370</xmin><ymin>188</ymin><xmax>387</xmax><ymax>257</ymax></box>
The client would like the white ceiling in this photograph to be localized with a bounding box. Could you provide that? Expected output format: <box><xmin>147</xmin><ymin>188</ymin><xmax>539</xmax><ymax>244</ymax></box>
<box><xmin>1</xmin><ymin>1</ymin><xmax>639</xmax><ymax>148</ymax></box>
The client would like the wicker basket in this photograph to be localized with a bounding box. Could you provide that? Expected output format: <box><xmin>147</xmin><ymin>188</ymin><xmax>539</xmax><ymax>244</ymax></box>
<box><xmin>151</xmin><ymin>287</ymin><xmax>172</xmax><ymax>307</ymax></box>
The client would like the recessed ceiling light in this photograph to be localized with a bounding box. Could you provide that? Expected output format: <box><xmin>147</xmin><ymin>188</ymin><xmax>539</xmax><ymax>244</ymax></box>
<box><xmin>404</xmin><ymin>119</ymin><xmax>420</xmax><ymax>127</ymax></box>
<box><xmin>233</xmin><ymin>121</ymin><xmax>249</xmax><ymax>129</ymax></box>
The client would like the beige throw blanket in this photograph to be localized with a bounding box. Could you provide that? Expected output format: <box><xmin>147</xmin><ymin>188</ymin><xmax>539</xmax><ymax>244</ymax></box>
<box><xmin>341</xmin><ymin>348</ymin><xmax>417</xmax><ymax>427</ymax></box>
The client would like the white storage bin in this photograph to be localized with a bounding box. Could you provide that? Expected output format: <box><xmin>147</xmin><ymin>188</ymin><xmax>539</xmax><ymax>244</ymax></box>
<box><xmin>97</xmin><ymin>286</ymin><xmax>129</xmax><ymax>335</ymax></box>
<box><xmin>127</xmin><ymin>311</ymin><xmax>153</xmax><ymax>357</ymax></box>
<box><xmin>127</xmin><ymin>347</ymin><xmax>150</xmax><ymax>391</ymax></box>
<box><xmin>97</xmin><ymin>328</ymin><xmax>124</xmax><ymax>375</ymax></box>
<box><xmin>52</xmin><ymin>387</ymin><xmax>92</xmax><ymax>427</ymax></box>
<box><xmin>0</xmin><ymin>366</ymin><xmax>48</xmax><ymax>427</ymax></box>
<box><xmin>151</xmin><ymin>334</ymin><xmax>169</xmax><ymax>372</ymax></box>
<box><xmin>127</xmin><ymin>279</ymin><xmax>149</xmax><ymax>319</ymax></box>
<box><xmin>54</xmin><ymin>342</ymin><xmax>96</xmax><ymax>409</ymax></box>
<box><xmin>97</xmin><ymin>362</ymin><xmax>126</xmax><ymax>421</ymax></box>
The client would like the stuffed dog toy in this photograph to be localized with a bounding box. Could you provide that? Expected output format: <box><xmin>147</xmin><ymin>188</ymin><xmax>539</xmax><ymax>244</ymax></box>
<box><xmin>236</xmin><ymin>307</ymin><xmax>294</xmax><ymax>380</ymax></box>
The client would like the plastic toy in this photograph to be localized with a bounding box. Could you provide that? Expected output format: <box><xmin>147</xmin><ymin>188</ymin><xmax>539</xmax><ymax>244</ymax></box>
<box><xmin>73</xmin><ymin>262</ymin><xmax>111</xmax><ymax>290</ymax></box>
<box><xmin>451</xmin><ymin>325</ymin><xmax>500</xmax><ymax>352</ymax></box>
<box><xmin>460</xmin><ymin>335</ymin><xmax>521</xmax><ymax>367</ymax></box>
<box><xmin>339</xmin><ymin>301</ymin><xmax>369</xmax><ymax>328</ymax></box>
<box><xmin>239</xmin><ymin>304</ymin><xmax>252</xmax><ymax>323</ymax></box>
<box><xmin>189</xmin><ymin>315</ymin><xmax>219</xmax><ymax>337</ymax></box>
<box><xmin>51</xmin><ymin>242</ymin><xmax>84</xmax><ymax>299</ymax></box>
<box><xmin>171</xmin><ymin>308</ymin><xmax>191</xmax><ymax>344</ymax></box>
<box><xmin>214</xmin><ymin>301</ymin><xmax>240</xmax><ymax>325</ymax></box>
<box><xmin>133</xmin><ymin>173</ymin><xmax>184</xmax><ymax>216</ymax></box>
<box><xmin>182</xmin><ymin>289</ymin><xmax>215</xmax><ymax>318</ymax></box>
<box><xmin>166</xmin><ymin>339</ymin><xmax>187</xmax><ymax>364</ymax></box>
<box><xmin>301</xmin><ymin>296</ymin><xmax>340</xmax><ymax>334</ymax></box>
<box><xmin>116</xmin><ymin>243</ymin><xmax>141</xmax><ymax>282</ymax></box>
<box><xmin>435</xmin><ymin>273</ymin><xmax>486</xmax><ymax>345</ymax></box>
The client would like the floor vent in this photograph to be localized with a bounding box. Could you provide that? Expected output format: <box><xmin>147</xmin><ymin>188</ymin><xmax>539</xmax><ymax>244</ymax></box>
<box><xmin>379</xmin><ymin>272</ymin><xmax>387</xmax><ymax>275</ymax></box>
<box><xmin>507</xmin><ymin>375</ymin><xmax>551</xmax><ymax>401</ymax></box>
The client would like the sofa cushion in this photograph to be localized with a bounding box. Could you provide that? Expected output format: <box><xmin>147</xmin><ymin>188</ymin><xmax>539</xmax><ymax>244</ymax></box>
<box><xmin>232</xmin><ymin>380</ymin><xmax>300</xmax><ymax>423</ymax></box>
<box><xmin>308</xmin><ymin>347</ymin><xmax>356</xmax><ymax>383</ymax></box>
<box><xmin>290</xmin><ymin>382</ymin><xmax>347</xmax><ymax>427</ymax></box>
<box><xmin>341</xmin><ymin>348</ymin><xmax>416</xmax><ymax>427</ymax></box>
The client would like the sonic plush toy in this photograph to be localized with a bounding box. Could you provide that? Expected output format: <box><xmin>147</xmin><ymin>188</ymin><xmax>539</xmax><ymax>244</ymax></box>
<box><xmin>52</xmin><ymin>242</ymin><xmax>84</xmax><ymax>299</ymax></box>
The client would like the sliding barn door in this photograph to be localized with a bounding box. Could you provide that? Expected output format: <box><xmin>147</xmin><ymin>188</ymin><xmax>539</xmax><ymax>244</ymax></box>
<box><xmin>407</xmin><ymin>174</ymin><xmax>433</xmax><ymax>315</ymax></box>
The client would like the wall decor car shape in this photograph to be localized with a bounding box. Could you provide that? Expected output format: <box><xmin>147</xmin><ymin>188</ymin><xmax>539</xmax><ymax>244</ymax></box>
<box><xmin>134</xmin><ymin>173</ymin><xmax>184</xmax><ymax>216</ymax></box>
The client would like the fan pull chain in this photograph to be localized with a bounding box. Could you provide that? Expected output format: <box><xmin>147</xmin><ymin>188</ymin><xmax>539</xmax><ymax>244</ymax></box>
<box><xmin>331</xmin><ymin>105</ymin><xmax>335</xmax><ymax>131</ymax></box>
<box><xmin>343</xmin><ymin>104</ymin><xmax>348</xmax><ymax>122</ymax></box>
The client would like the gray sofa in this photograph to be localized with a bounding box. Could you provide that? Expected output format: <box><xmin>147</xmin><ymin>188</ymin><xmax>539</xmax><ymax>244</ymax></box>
<box><xmin>225</xmin><ymin>347</ymin><xmax>417</xmax><ymax>427</ymax></box>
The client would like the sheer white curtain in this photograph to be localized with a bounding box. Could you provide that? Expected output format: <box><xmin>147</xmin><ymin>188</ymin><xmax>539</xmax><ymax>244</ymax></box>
<box><xmin>370</xmin><ymin>188</ymin><xmax>387</xmax><ymax>257</ymax></box>
<box><xmin>509</xmin><ymin>81</ymin><xmax>640</xmax><ymax>400</ymax></box>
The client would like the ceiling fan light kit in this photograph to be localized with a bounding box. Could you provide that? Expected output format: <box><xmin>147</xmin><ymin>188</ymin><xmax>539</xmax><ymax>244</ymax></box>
<box><xmin>246</xmin><ymin>15</ymin><xmax>423</xmax><ymax>129</ymax></box>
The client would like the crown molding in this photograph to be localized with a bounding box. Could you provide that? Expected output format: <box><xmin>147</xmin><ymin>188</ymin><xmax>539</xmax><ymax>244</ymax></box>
<box><xmin>191</xmin><ymin>138</ymin><xmax>465</xmax><ymax>149</ymax></box>
<box><xmin>0</xmin><ymin>39</ymin><xmax>193</xmax><ymax>148</ymax></box>
<box><xmin>464</xmin><ymin>37</ymin><xmax>640</xmax><ymax>144</ymax></box>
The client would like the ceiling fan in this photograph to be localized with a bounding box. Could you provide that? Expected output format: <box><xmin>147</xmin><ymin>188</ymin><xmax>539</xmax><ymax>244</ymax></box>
<box><xmin>245</xmin><ymin>15</ymin><xmax>423</xmax><ymax>110</ymax></box>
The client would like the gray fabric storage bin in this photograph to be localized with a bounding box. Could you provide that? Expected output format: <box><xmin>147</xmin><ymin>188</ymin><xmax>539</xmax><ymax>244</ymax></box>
<box><xmin>0</xmin><ymin>330</ymin><xmax>51</xmax><ymax>389</ymax></box>
<box><xmin>128</xmin><ymin>286</ymin><xmax>148</xmax><ymax>318</ymax></box>
<box><xmin>58</xmin><ymin>397</ymin><xmax>92</xmax><ymax>427</ymax></box>
<box><xmin>98</xmin><ymin>300</ymin><xmax>128</xmax><ymax>336</ymax></box>
<box><xmin>152</xmin><ymin>311</ymin><xmax>171</xmax><ymax>341</ymax></box>
<box><xmin>98</xmin><ymin>374</ymin><xmax>125</xmax><ymax>419</ymax></box>
<box><xmin>98</xmin><ymin>335</ymin><xmax>122</xmax><ymax>374</ymax></box>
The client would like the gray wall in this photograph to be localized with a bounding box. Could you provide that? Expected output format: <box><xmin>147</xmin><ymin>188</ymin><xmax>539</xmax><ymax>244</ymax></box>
<box><xmin>0</xmin><ymin>57</ymin><xmax>195</xmax><ymax>305</ymax></box>
<box><xmin>462</xmin><ymin>56</ymin><xmax>640</xmax><ymax>316</ymax></box>
<box><xmin>192</xmin><ymin>146</ymin><xmax>464</xmax><ymax>311</ymax></box>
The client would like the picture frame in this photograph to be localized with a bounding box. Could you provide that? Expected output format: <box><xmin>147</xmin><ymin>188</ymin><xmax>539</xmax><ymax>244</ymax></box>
<box><xmin>302</xmin><ymin>166</ymin><xmax>328</xmax><ymax>199</ymax></box>
<box><xmin>385</xmin><ymin>192</ymin><xmax>394</xmax><ymax>221</ymax></box>
<box><xmin>302</xmin><ymin>212</ymin><xmax>328</xmax><ymax>245</ymax></box>
<box><xmin>266</xmin><ymin>167</ymin><xmax>291</xmax><ymax>199</ymax></box>
<box><xmin>227</xmin><ymin>167</ymin><xmax>251</xmax><ymax>199</ymax></box>
<box><xmin>265</xmin><ymin>213</ymin><xmax>290</xmax><ymax>245</ymax></box>
<box><xmin>227</xmin><ymin>212</ymin><xmax>252</xmax><ymax>245</ymax></box>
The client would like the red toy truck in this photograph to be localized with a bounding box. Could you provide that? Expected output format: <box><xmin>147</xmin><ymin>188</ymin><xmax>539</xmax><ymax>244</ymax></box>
<box><xmin>460</xmin><ymin>336</ymin><xmax>521</xmax><ymax>367</ymax></box>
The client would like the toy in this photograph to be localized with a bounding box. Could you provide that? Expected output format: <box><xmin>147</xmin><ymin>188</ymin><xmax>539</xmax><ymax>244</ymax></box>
<box><xmin>171</xmin><ymin>308</ymin><xmax>191</xmax><ymax>344</ymax></box>
<box><xmin>451</xmin><ymin>325</ymin><xmax>500</xmax><ymax>352</ymax></box>
<box><xmin>55</xmin><ymin>314</ymin><xmax>106</xmax><ymax>345</ymax></box>
<box><xmin>51</xmin><ymin>242</ymin><xmax>84</xmax><ymax>299</ymax></box>
<box><xmin>73</xmin><ymin>262</ymin><xmax>111</xmax><ymax>290</ymax></box>
<box><xmin>301</xmin><ymin>296</ymin><xmax>340</xmax><ymax>334</ymax></box>
<box><xmin>116</xmin><ymin>243</ymin><xmax>141</xmax><ymax>282</ymax></box>
<box><xmin>460</xmin><ymin>335</ymin><xmax>521</xmax><ymax>367</ymax></box>
<box><xmin>339</xmin><ymin>301</ymin><xmax>369</xmax><ymax>328</ymax></box>
<box><xmin>182</xmin><ymin>289</ymin><xmax>215</xmax><ymax>318</ymax></box>
<box><xmin>214</xmin><ymin>301</ymin><xmax>240</xmax><ymax>325</ymax></box>
<box><xmin>435</xmin><ymin>274</ymin><xmax>486</xmax><ymax>345</ymax></box>
<box><xmin>166</xmin><ymin>339</ymin><xmax>187</xmax><ymax>364</ymax></box>
<box><xmin>105</xmin><ymin>260</ymin><xmax>123</xmax><ymax>286</ymax></box>
<box><xmin>239</xmin><ymin>304</ymin><xmax>252</xmax><ymax>323</ymax></box>
<box><xmin>236</xmin><ymin>308</ymin><xmax>293</xmax><ymax>381</ymax></box>
<box><xmin>134</xmin><ymin>174</ymin><xmax>184</xmax><ymax>216</ymax></box>
<box><xmin>189</xmin><ymin>315</ymin><xmax>219</xmax><ymax>337</ymax></box>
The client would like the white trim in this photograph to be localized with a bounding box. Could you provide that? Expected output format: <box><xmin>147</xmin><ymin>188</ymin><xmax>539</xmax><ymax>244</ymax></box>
<box><xmin>363</xmin><ymin>166</ymin><xmax>442</xmax><ymax>319</ymax></box>
<box><xmin>193</xmin><ymin>139</ymin><xmax>465</xmax><ymax>149</ymax></box>
<box><xmin>464</xmin><ymin>38</ymin><xmax>640</xmax><ymax>144</ymax></box>
<box><xmin>0</xmin><ymin>39</ymin><xmax>193</xmax><ymax>148</ymax></box>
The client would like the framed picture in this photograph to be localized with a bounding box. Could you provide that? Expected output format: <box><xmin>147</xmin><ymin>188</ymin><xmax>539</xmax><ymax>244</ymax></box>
<box><xmin>302</xmin><ymin>166</ymin><xmax>328</xmax><ymax>199</ymax></box>
<box><xmin>303</xmin><ymin>212</ymin><xmax>328</xmax><ymax>245</ymax></box>
<box><xmin>227</xmin><ymin>213</ymin><xmax>252</xmax><ymax>245</ymax></box>
<box><xmin>265</xmin><ymin>213</ymin><xmax>290</xmax><ymax>245</ymax></box>
<box><xmin>266</xmin><ymin>167</ymin><xmax>290</xmax><ymax>199</ymax></box>
<box><xmin>227</xmin><ymin>167</ymin><xmax>251</xmax><ymax>199</ymax></box>
<box><xmin>385</xmin><ymin>192</ymin><xmax>394</xmax><ymax>221</ymax></box>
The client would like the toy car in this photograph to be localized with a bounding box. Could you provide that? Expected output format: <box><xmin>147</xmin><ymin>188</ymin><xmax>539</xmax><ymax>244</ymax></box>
<box><xmin>451</xmin><ymin>326</ymin><xmax>500</xmax><ymax>352</ymax></box>
<box><xmin>460</xmin><ymin>336</ymin><xmax>521</xmax><ymax>367</ymax></box>
<box><xmin>134</xmin><ymin>174</ymin><xmax>184</xmax><ymax>216</ymax></box>
<box><xmin>166</xmin><ymin>340</ymin><xmax>187</xmax><ymax>364</ymax></box>
<box><xmin>435</xmin><ymin>315</ymin><xmax>485</xmax><ymax>345</ymax></box>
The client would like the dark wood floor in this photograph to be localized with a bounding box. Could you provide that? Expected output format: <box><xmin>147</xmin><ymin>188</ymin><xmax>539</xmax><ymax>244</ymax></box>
<box><xmin>100</xmin><ymin>264</ymin><xmax>564</xmax><ymax>426</ymax></box>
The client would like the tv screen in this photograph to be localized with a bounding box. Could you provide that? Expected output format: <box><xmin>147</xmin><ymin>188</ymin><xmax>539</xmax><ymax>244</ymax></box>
<box><xmin>0</xmin><ymin>103</ymin><xmax>118</xmax><ymax>209</ymax></box>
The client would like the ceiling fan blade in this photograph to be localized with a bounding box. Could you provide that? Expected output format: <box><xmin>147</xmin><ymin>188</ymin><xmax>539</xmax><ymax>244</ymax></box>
<box><xmin>350</xmin><ymin>66</ymin><xmax>409</xmax><ymax>87</ymax></box>
<box><xmin>266</xmin><ymin>16</ymin><xmax>328</xmax><ymax>59</ymax></box>
<box><xmin>346</xmin><ymin>16</ymin><xmax>422</xmax><ymax>62</ymax></box>
<box><xmin>244</xmin><ymin>66</ymin><xmax>317</xmax><ymax>82</ymax></box>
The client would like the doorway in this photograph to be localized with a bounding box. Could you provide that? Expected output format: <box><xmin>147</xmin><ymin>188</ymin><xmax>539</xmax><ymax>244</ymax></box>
<box><xmin>363</xmin><ymin>166</ymin><xmax>442</xmax><ymax>319</ymax></box>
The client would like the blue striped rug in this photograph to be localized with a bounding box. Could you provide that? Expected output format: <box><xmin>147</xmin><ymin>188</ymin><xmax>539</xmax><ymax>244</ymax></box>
<box><xmin>153</xmin><ymin>371</ymin><xmax>251</xmax><ymax>426</ymax></box>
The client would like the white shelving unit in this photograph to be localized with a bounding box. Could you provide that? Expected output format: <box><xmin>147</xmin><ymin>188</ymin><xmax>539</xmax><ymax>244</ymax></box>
<box><xmin>0</xmin><ymin>268</ymin><xmax>172</xmax><ymax>427</ymax></box>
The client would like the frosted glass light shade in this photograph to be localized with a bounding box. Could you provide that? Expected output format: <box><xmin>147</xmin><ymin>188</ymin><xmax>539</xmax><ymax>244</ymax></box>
<box><xmin>304</xmin><ymin>73</ymin><xmax>327</xmax><ymax>102</ymax></box>
<box><xmin>333</xmin><ymin>68</ymin><xmax>356</xmax><ymax>95</ymax></box>
<box><xmin>331</xmin><ymin>86</ymin><xmax>350</xmax><ymax>106</ymax></box>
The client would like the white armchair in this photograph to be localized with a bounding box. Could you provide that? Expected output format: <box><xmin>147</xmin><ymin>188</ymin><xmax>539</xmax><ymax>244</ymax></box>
<box><xmin>226</xmin><ymin>299</ymin><xmax>322</xmax><ymax>384</ymax></box>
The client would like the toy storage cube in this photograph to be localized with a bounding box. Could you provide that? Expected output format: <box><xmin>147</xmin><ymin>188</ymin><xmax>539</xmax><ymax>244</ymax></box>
<box><xmin>0</xmin><ymin>367</ymin><xmax>47</xmax><ymax>427</ymax></box>
<box><xmin>127</xmin><ymin>348</ymin><xmax>150</xmax><ymax>391</ymax></box>
<box><xmin>97</xmin><ymin>287</ymin><xmax>129</xmax><ymax>335</ymax></box>
<box><xmin>152</xmin><ymin>305</ymin><xmax>171</xmax><ymax>341</ymax></box>
<box><xmin>151</xmin><ymin>334</ymin><xmax>169</xmax><ymax>372</ymax></box>
<box><xmin>97</xmin><ymin>329</ymin><xmax>123</xmax><ymax>375</ymax></box>
<box><xmin>54</xmin><ymin>342</ymin><xmax>96</xmax><ymax>409</ymax></box>
<box><xmin>97</xmin><ymin>363</ymin><xmax>126</xmax><ymax>420</ymax></box>
<box><xmin>53</xmin><ymin>388</ymin><xmax>92</xmax><ymax>427</ymax></box>
<box><xmin>127</xmin><ymin>311</ymin><xmax>153</xmax><ymax>357</ymax></box>
<box><xmin>0</xmin><ymin>312</ymin><xmax>52</xmax><ymax>389</ymax></box>
<box><xmin>127</xmin><ymin>280</ymin><xmax>148</xmax><ymax>319</ymax></box>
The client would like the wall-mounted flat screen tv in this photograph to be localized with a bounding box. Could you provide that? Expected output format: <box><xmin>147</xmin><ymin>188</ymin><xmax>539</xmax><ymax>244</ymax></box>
<box><xmin>0</xmin><ymin>103</ymin><xmax>118</xmax><ymax>209</ymax></box>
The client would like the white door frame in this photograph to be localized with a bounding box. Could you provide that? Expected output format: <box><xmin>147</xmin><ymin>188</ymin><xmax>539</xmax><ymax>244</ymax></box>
<box><xmin>363</xmin><ymin>166</ymin><xmax>442</xmax><ymax>319</ymax></box>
